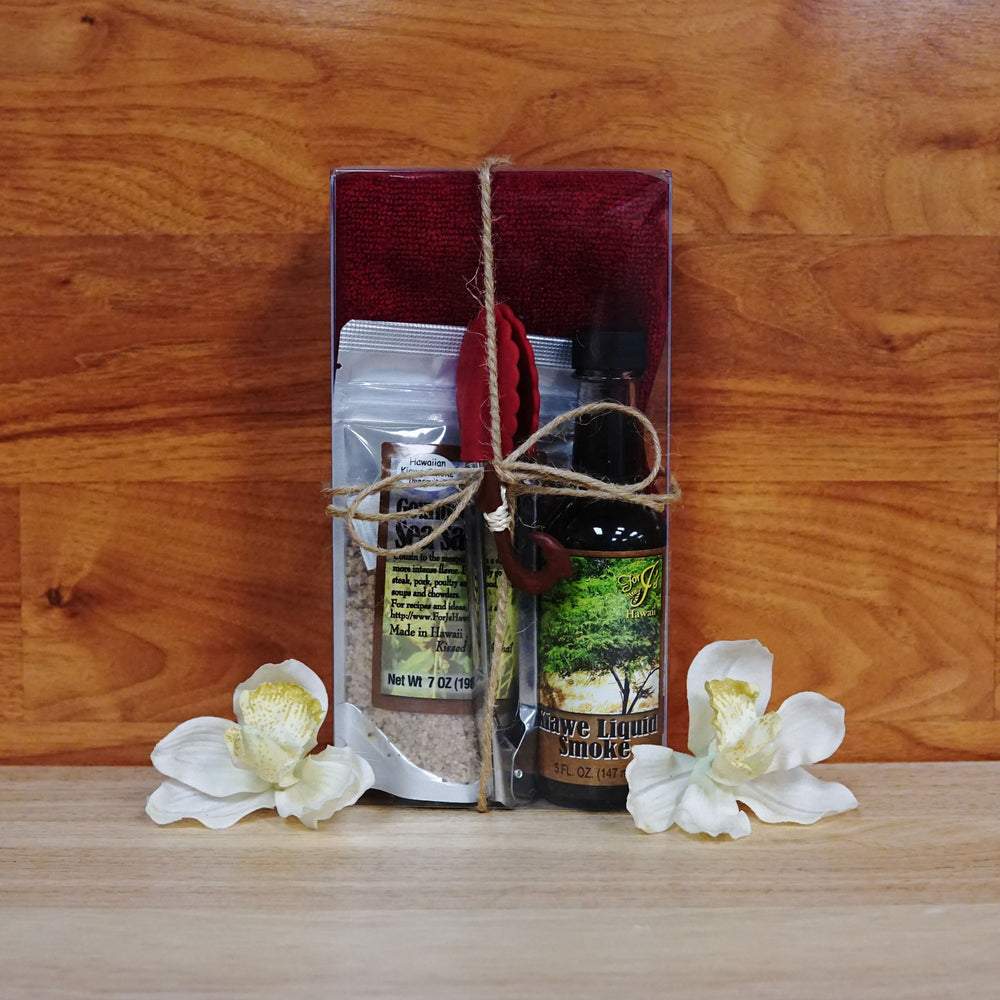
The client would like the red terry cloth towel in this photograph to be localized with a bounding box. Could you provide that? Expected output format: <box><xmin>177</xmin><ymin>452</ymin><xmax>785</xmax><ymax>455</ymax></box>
<box><xmin>331</xmin><ymin>168</ymin><xmax>671</xmax><ymax>408</ymax></box>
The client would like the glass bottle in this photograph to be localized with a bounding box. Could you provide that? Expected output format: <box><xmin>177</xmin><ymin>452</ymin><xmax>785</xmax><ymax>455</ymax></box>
<box><xmin>536</xmin><ymin>328</ymin><xmax>666</xmax><ymax>810</ymax></box>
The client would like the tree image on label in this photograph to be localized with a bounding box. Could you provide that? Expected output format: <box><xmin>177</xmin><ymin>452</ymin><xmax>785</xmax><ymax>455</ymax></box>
<box><xmin>539</xmin><ymin>554</ymin><xmax>662</xmax><ymax>716</ymax></box>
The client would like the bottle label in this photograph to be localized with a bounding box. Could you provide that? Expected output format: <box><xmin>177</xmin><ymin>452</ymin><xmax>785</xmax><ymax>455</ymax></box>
<box><xmin>371</xmin><ymin>443</ymin><xmax>474</xmax><ymax>714</ymax></box>
<box><xmin>537</xmin><ymin>550</ymin><xmax>664</xmax><ymax>786</ymax></box>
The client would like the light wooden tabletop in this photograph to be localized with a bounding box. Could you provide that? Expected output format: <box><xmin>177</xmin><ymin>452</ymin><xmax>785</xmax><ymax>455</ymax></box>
<box><xmin>2</xmin><ymin>763</ymin><xmax>999</xmax><ymax>998</ymax></box>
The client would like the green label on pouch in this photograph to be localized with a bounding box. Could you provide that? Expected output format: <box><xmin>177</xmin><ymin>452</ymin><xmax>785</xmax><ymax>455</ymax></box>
<box><xmin>379</xmin><ymin>552</ymin><xmax>474</xmax><ymax>699</ymax></box>
<box><xmin>372</xmin><ymin>443</ymin><xmax>474</xmax><ymax>712</ymax></box>
<box><xmin>537</xmin><ymin>551</ymin><xmax>664</xmax><ymax>785</ymax></box>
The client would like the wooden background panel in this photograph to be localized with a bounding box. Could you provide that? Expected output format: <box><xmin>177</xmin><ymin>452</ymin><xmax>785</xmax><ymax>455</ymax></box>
<box><xmin>0</xmin><ymin>234</ymin><xmax>330</xmax><ymax>482</ymax></box>
<box><xmin>0</xmin><ymin>0</ymin><xmax>998</xmax><ymax>766</ymax></box>
<box><xmin>4</xmin><ymin>233</ymin><xmax>995</xmax><ymax>486</ymax></box>
<box><xmin>20</xmin><ymin>482</ymin><xmax>332</xmax><ymax>719</ymax></box>
<box><xmin>668</xmin><ymin>235</ymin><xmax>1000</xmax><ymax>484</ymax></box>
<box><xmin>841</xmin><ymin>722</ymin><xmax>1000</xmax><ymax>762</ymax></box>
<box><xmin>0</xmin><ymin>489</ymin><xmax>23</xmax><ymax>721</ymax></box>
<box><xmin>1</xmin><ymin>0</ymin><xmax>999</xmax><ymax>237</ymax></box>
<box><xmin>2</xmin><ymin>482</ymin><xmax>333</xmax><ymax>761</ymax></box>
<box><xmin>667</xmin><ymin>481</ymin><xmax>998</xmax><ymax>757</ymax></box>
<box><xmin>0</xmin><ymin>723</ymin><xmax>171</xmax><ymax>765</ymax></box>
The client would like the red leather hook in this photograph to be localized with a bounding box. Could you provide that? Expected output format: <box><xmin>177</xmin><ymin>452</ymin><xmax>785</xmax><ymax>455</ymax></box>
<box><xmin>476</xmin><ymin>465</ymin><xmax>573</xmax><ymax>595</ymax></box>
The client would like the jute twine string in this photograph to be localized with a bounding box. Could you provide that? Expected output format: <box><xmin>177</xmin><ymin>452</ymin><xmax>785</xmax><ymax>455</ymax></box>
<box><xmin>480</xmin><ymin>155</ymin><xmax>509</xmax><ymax>478</ymax></box>
<box><xmin>325</xmin><ymin>158</ymin><xmax>680</xmax><ymax>810</ymax></box>
<box><xmin>327</xmin><ymin>402</ymin><xmax>676</xmax><ymax>554</ymax></box>
<box><xmin>474</xmin><ymin>156</ymin><xmax>514</xmax><ymax>811</ymax></box>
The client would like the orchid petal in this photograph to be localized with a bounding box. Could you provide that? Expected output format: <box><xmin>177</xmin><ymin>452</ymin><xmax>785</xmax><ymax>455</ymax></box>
<box><xmin>769</xmin><ymin>692</ymin><xmax>846</xmax><ymax>771</ymax></box>
<box><xmin>674</xmin><ymin>772</ymin><xmax>752</xmax><ymax>839</ymax></box>
<box><xmin>150</xmin><ymin>717</ymin><xmax>271</xmax><ymax>796</ymax></box>
<box><xmin>687</xmin><ymin>640</ymin><xmax>773</xmax><ymax>755</ymax></box>
<box><xmin>145</xmin><ymin>778</ymin><xmax>275</xmax><ymax>829</ymax></box>
<box><xmin>625</xmin><ymin>745</ymin><xmax>696</xmax><ymax>834</ymax></box>
<box><xmin>275</xmin><ymin>746</ymin><xmax>375</xmax><ymax>829</ymax></box>
<box><xmin>735</xmin><ymin>767</ymin><xmax>858</xmax><ymax>826</ymax></box>
<box><xmin>233</xmin><ymin>659</ymin><xmax>329</xmax><ymax>724</ymax></box>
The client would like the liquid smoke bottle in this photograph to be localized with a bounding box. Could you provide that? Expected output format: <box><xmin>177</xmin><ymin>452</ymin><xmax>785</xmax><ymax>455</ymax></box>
<box><xmin>536</xmin><ymin>328</ymin><xmax>666</xmax><ymax>810</ymax></box>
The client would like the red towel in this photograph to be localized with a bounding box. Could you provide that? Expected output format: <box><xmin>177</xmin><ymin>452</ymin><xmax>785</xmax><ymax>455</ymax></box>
<box><xmin>331</xmin><ymin>168</ymin><xmax>671</xmax><ymax>406</ymax></box>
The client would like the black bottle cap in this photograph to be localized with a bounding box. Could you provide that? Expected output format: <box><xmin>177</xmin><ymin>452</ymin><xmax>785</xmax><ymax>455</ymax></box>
<box><xmin>572</xmin><ymin>328</ymin><xmax>647</xmax><ymax>376</ymax></box>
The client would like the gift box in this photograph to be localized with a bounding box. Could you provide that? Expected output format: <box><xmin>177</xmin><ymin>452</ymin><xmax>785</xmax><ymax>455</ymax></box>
<box><xmin>329</xmin><ymin>167</ymin><xmax>672</xmax><ymax>806</ymax></box>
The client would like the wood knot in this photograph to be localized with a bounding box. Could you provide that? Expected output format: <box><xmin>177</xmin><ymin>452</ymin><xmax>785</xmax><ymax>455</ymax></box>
<box><xmin>46</xmin><ymin>587</ymin><xmax>65</xmax><ymax>608</ymax></box>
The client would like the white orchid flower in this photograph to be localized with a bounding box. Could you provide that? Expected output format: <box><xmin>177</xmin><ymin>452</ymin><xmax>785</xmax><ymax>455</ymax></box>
<box><xmin>626</xmin><ymin>640</ymin><xmax>857</xmax><ymax>839</ymax></box>
<box><xmin>146</xmin><ymin>659</ymin><xmax>374</xmax><ymax>829</ymax></box>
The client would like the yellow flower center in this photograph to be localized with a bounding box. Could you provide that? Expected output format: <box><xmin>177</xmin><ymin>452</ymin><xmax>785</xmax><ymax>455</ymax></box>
<box><xmin>224</xmin><ymin>682</ymin><xmax>324</xmax><ymax>786</ymax></box>
<box><xmin>705</xmin><ymin>678</ymin><xmax>781</xmax><ymax>785</ymax></box>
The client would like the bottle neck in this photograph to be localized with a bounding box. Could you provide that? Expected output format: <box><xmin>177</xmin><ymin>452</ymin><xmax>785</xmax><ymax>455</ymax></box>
<box><xmin>572</xmin><ymin>374</ymin><xmax>648</xmax><ymax>485</ymax></box>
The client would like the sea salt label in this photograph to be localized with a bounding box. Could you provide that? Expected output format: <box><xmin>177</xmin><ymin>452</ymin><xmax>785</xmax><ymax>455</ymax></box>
<box><xmin>371</xmin><ymin>442</ymin><xmax>475</xmax><ymax>713</ymax></box>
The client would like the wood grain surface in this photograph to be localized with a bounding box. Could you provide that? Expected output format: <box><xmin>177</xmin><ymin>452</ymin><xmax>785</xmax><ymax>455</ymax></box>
<box><xmin>2</xmin><ymin>764</ymin><xmax>1000</xmax><ymax>997</ymax></box>
<box><xmin>1</xmin><ymin>0</ymin><xmax>999</xmax><ymax>763</ymax></box>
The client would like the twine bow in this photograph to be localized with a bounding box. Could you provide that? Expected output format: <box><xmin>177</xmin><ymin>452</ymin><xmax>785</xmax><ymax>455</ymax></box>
<box><xmin>326</xmin><ymin>158</ymin><xmax>680</xmax><ymax>810</ymax></box>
